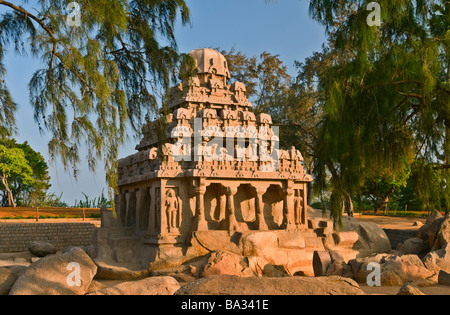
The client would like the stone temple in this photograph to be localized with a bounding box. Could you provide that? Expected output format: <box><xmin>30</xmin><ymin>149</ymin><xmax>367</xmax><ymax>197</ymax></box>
<box><xmin>94</xmin><ymin>48</ymin><xmax>339</xmax><ymax>275</ymax></box>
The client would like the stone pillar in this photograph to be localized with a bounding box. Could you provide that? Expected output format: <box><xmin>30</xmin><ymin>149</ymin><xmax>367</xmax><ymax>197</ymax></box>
<box><xmin>134</xmin><ymin>188</ymin><xmax>144</xmax><ymax>231</ymax></box>
<box><xmin>219</xmin><ymin>193</ymin><xmax>227</xmax><ymax>222</ymax></box>
<box><xmin>194</xmin><ymin>178</ymin><xmax>208</xmax><ymax>231</ymax></box>
<box><xmin>118</xmin><ymin>191</ymin><xmax>127</xmax><ymax>227</ymax></box>
<box><xmin>293</xmin><ymin>189</ymin><xmax>300</xmax><ymax>226</ymax></box>
<box><xmin>302</xmin><ymin>184</ymin><xmax>308</xmax><ymax>225</ymax></box>
<box><xmin>226</xmin><ymin>185</ymin><xmax>239</xmax><ymax>232</ymax></box>
<box><xmin>160</xmin><ymin>180</ymin><xmax>168</xmax><ymax>235</ymax></box>
<box><xmin>134</xmin><ymin>187</ymin><xmax>144</xmax><ymax>232</ymax></box>
<box><xmin>125</xmin><ymin>191</ymin><xmax>134</xmax><ymax>227</ymax></box>
<box><xmin>255</xmin><ymin>186</ymin><xmax>268</xmax><ymax>230</ymax></box>
<box><xmin>148</xmin><ymin>185</ymin><xmax>156</xmax><ymax>235</ymax></box>
<box><xmin>128</xmin><ymin>190</ymin><xmax>138</xmax><ymax>227</ymax></box>
<box><xmin>187</xmin><ymin>180</ymin><xmax>197</xmax><ymax>229</ymax></box>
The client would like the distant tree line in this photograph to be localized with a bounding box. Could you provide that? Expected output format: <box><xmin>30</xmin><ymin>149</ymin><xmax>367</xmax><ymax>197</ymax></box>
<box><xmin>0</xmin><ymin>130</ymin><xmax>111</xmax><ymax>208</ymax></box>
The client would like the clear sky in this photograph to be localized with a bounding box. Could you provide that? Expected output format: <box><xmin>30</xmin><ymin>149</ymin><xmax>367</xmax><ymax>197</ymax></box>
<box><xmin>3</xmin><ymin>0</ymin><xmax>326</xmax><ymax>205</ymax></box>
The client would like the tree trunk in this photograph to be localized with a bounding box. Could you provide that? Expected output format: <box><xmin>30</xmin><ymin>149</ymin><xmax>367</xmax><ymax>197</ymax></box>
<box><xmin>445</xmin><ymin>119</ymin><xmax>450</xmax><ymax>167</ymax></box>
<box><xmin>1</xmin><ymin>175</ymin><xmax>16</xmax><ymax>207</ymax></box>
<box><xmin>307</xmin><ymin>182</ymin><xmax>312</xmax><ymax>205</ymax></box>
<box><xmin>345</xmin><ymin>193</ymin><xmax>354</xmax><ymax>217</ymax></box>
<box><xmin>306</xmin><ymin>163</ymin><xmax>314</xmax><ymax>205</ymax></box>
<box><xmin>375</xmin><ymin>186</ymin><xmax>395</xmax><ymax>214</ymax></box>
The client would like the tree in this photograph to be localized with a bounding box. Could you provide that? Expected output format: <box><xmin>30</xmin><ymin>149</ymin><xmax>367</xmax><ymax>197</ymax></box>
<box><xmin>0</xmin><ymin>138</ymin><xmax>51</xmax><ymax>206</ymax></box>
<box><xmin>360</xmin><ymin>159</ymin><xmax>412</xmax><ymax>213</ymax></box>
<box><xmin>219</xmin><ymin>48</ymin><xmax>258</xmax><ymax>99</ymax></box>
<box><xmin>261</xmin><ymin>52</ymin><xmax>331</xmax><ymax>204</ymax></box>
<box><xmin>220</xmin><ymin>48</ymin><xmax>329</xmax><ymax>204</ymax></box>
<box><xmin>0</xmin><ymin>144</ymin><xmax>34</xmax><ymax>207</ymax></box>
<box><xmin>304</xmin><ymin>0</ymin><xmax>450</xmax><ymax>222</ymax></box>
<box><xmin>0</xmin><ymin>0</ymin><xmax>191</xmax><ymax>198</ymax></box>
<box><xmin>220</xmin><ymin>48</ymin><xmax>291</xmax><ymax>111</ymax></box>
<box><xmin>0</xmin><ymin>39</ymin><xmax>16</xmax><ymax>135</ymax></box>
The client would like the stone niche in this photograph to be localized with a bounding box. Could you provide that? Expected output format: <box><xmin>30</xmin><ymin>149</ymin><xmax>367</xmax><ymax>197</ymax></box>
<box><xmin>94</xmin><ymin>48</ymin><xmax>326</xmax><ymax>273</ymax></box>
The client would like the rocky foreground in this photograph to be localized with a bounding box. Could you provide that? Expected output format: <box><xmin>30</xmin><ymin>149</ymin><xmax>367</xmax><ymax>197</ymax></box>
<box><xmin>0</xmin><ymin>210</ymin><xmax>450</xmax><ymax>295</ymax></box>
<box><xmin>0</xmin><ymin>245</ymin><xmax>366</xmax><ymax>295</ymax></box>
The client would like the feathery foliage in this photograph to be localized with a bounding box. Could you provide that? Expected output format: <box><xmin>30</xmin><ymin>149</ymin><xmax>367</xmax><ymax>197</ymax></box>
<box><xmin>0</xmin><ymin>0</ymin><xmax>191</xmax><ymax>199</ymax></box>
<box><xmin>307</xmin><ymin>0</ymin><xmax>450</xmax><ymax>222</ymax></box>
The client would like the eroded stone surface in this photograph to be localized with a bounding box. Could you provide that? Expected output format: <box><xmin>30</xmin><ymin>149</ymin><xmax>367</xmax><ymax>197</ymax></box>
<box><xmin>9</xmin><ymin>247</ymin><xmax>97</xmax><ymax>295</ymax></box>
<box><xmin>174</xmin><ymin>275</ymin><xmax>365</xmax><ymax>295</ymax></box>
<box><xmin>88</xmin><ymin>276</ymin><xmax>180</xmax><ymax>295</ymax></box>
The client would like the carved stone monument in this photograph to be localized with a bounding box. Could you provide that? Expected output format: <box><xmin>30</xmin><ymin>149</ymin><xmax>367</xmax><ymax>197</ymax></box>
<box><xmin>95</xmin><ymin>49</ymin><xmax>330</xmax><ymax>274</ymax></box>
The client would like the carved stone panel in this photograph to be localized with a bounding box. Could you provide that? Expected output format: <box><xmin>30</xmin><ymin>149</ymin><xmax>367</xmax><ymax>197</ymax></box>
<box><xmin>165</xmin><ymin>188</ymin><xmax>182</xmax><ymax>234</ymax></box>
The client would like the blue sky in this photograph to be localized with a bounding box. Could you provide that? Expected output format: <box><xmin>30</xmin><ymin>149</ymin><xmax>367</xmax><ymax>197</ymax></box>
<box><xmin>3</xmin><ymin>0</ymin><xmax>326</xmax><ymax>204</ymax></box>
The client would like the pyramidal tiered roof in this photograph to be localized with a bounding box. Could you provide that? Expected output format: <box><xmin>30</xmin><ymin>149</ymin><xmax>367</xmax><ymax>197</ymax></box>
<box><xmin>118</xmin><ymin>48</ymin><xmax>311</xmax><ymax>185</ymax></box>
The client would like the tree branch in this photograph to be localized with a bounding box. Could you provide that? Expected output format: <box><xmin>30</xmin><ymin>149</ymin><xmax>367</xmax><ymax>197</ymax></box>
<box><xmin>0</xmin><ymin>1</ymin><xmax>97</xmax><ymax>94</ymax></box>
<box><xmin>54</xmin><ymin>52</ymin><xmax>96</xmax><ymax>92</ymax></box>
<box><xmin>271</xmin><ymin>122</ymin><xmax>319</xmax><ymax>140</ymax></box>
<box><xmin>363</xmin><ymin>80</ymin><xmax>423</xmax><ymax>90</ymax></box>
<box><xmin>390</xmin><ymin>96</ymin><xmax>408</xmax><ymax>114</ymax></box>
<box><xmin>402</xmin><ymin>107</ymin><xmax>421</xmax><ymax>126</ymax></box>
<box><xmin>398</xmin><ymin>92</ymin><xmax>423</xmax><ymax>100</ymax></box>
<box><xmin>0</xmin><ymin>0</ymin><xmax>55</xmax><ymax>37</ymax></box>
<box><xmin>433</xmin><ymin>164</ymin><xmax>450</xmax><ymax>170</ymax></box>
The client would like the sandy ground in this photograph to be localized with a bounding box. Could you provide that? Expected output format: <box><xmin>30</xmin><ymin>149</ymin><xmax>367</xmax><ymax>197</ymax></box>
<box><xmin>358</xmin><ymin>215</ymin><xmax>426</xmax><ymax>230</ymax></box>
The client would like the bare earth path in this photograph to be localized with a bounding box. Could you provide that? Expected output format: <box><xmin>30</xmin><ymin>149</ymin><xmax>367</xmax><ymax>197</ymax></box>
<box><xmin>358</xmin><ymin>215</ymin><xmax>426</xmax><ymax>230</ymax></box>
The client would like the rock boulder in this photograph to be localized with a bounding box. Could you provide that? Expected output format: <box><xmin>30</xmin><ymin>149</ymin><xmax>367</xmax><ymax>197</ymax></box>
<box><xmin>422</xmin><ymin>243</ymin><xmax>450</xmax><ymax>274</ymax></box>
<box><xmin>426</xmin><ymin>210</ymin><xmax>443</xmax><ymax>225</ymax></box>
<box><xmin>241</xmin><ymin>232</ymin><xmax>314</xmax><ymax>276</ymax></box>
<box><xmin>438</xmin><ymin>270</ymin><xmax>450</xmax><ymax>286</ymax></box>
<box><xmin>0</xmin><ymin>266</ymin><xmax>27</xmax><ymax>295</ymax></box>
<box><xmin>426</xmin><ymin>217</ymin><xmax>446</xmax><ymax>250</ymax></box>
<box><xmin>245</xmin><ymin>256</ymin><xmax>287</xmax><ymax>277</ymax></box>
<box><xmin>313</xmin><ymin>251</ymin><xmax>331</xmax><ymax>277</ymax></box>
<box><xmin>9</xmin><ymin>247</ymin><xmax>97</xmax><ymax>295</ymax></box>
<box><xmin>200</xmin><ymin>250</ymin><xmax>254</xmax><ymax>278</ymax></box>
<box><xmin>88</xmin><ymin>276</ymin><xmax>180</xmax><ymax>295</ymax></box>
<box><xmin>94</xmin><ymin>261</ymin><xmax>149</xmax><ymax>281</ymax></box>
<box><xmin>28</xmin><ymin>241</ymin><xmax>57</xmax><ymax>257</ymax></box>
<box><xmin>396</xmin><ymin>284</ymin><xmax>426</xmax><ymax>295</ymax></box>
<box><xmin>175</xmin><ymin>275</ymin><xmax>365</xmax><ymax>295</ymax></box>
<box><xmin>433</xmin><ymin>215</ymin><xmax>450</xmax><ymax>250</ymax></box>
<box><xmin>355</xmin><ymin>254</ymin><xmax>434</xmax><ymax>286</ymax></box>
<box><xmin>397</xmin><ymin>238</ymin><xmax>425</xmax><ymax>255</ymax></box>
<box><xmin>341</xmin><ymin>217</ymin><xmax>391</xmax><ymax>257</ymax></box>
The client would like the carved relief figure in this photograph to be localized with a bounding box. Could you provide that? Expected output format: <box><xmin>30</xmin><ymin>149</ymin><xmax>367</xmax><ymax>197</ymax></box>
<box><xmin>294</xmin><ymin>190</ymin><xmax>304</xmax><ymax>225</ymax></box>
<box><xmin>166</xmin><ymin>188</ymin><xmax>181</xmax><ymax>233</ymax></box>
